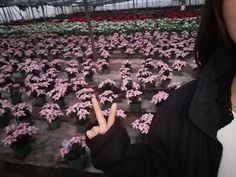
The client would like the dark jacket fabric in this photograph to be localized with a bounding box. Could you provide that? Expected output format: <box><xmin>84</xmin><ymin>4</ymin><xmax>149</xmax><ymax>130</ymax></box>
<box><xmin>86</xmin><ymin>48</ymin><xmax>236</xmax><ymax>177</ymax></box>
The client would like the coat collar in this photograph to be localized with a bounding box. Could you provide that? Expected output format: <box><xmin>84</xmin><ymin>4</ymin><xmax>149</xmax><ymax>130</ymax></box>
<box><xmin>189</xmin><ymin>48</ymin><xmax>236</xmax><ymax>139</ymax></box>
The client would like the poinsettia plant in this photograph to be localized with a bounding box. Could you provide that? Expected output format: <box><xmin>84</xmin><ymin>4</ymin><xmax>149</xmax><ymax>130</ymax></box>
<box><xmin>70</xmin><ymin>78</ymin><xmax>88</xmax><ymax>92</ymax></box>
<box><xmin>121</xmin><ymin>77</ymin><xmax>140</xmax><ymax>91</ymax></box>
<box><xmin>102</xmin><ymin>108</ymin><xmax>127</xmax><ymax>119</ymax></box>
<box><xmin>66</xmin><ymin>102</ymin><xmax>92</xmax><ymax>121</ymax></box>
<box><xmin>132</xmin><ymin>113</ymin><xmax>154</xmax><ymax>134</ymax></box>
<box><xmin>11</xmin><ymin>103</ymin><xmax>33</xmax><ymax>122</ymax></box>
<box><xmin>119</xmin><ymin>67</ymin><xmax>131</xmax><ymax>80</ymax></box>
<box><xmin>141</xmin><ymin>58</ymin><xmax>155</xmax><ymax>70</ymax></box>
<box><xmin>142</xmin><ymin>75</ymin><xmax>157</xmax><ymax>89</ymax></box>
<box><xmin>59</xmin><ymin>135</ymin><xmax>87</xmax><ymax>162</ymax></box>
<box><xmin>0</xmin><ymin>99</ymin><xmax>12</xmax><ymax>117</ymax></box>
<box><xmin>98</xmin><ymin>90</ymin><xmax>118</xmax><ymax>107</ymax></box>
<box><xmin>39</xmin><ymin>103</ymin><xmax>64</xmax><ymax>123</ymax></box>
<box><xmin>0</xmin><ymin>99</ymin><xmax>12</xmax><ymax>127</ymax></box>
<box><xmin>168</xmin><ymin>82</ymin><xmax>181</xmax><ymax>92</ymax></box>
<box><xmin>96</xmin><ymin>59</ymin><xmax>110</xmax><ymax>72</ymax></box>
<box><xmin>1</xmin><ymin>123</ymin><xmax>38</xmax><ymax>147</ymax></box>
<box><xmin>172</xmin><ymin>60</ymin><xmax>187</xmax><ymax>71</ymax></box>
<box><xmin>126</xmin><ymin>90</ymin><xmax>142</xmax><ymax>104</ymax></box>
<box><xmin>98</xmin><ymin>79</ymin><xmax>116</xmax><ymax>91</ymax></box>
<box><xmin>122</xmin><ymin>60</ymin><xmax>132</xmax><ymax>70</ymax></box>
<box><xmin>151</xmin><ymin>91</ymin><xmax>169</xmax><ymax>106</ymax></box>
<box><xmin>136</xmin><ymin>68</ymin><xmax>152</xmax><ymax>82</ymax></box>
<box><xmin>48</xmin><ymin>80</ymin><xmax>68</xmax><ymax>101</ymax></box>
<box><xmin>76</xmin><ymin>88</ymin><xmax>95</xmax><ymax>101</ymax></box>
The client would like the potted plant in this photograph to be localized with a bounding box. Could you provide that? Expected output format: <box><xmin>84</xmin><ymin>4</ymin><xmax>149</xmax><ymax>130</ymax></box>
<box><xmin>40</xmin><ymin>103</ymin><xmax>64</xmax><ymax>130</ymax></box>
<box><xmin>132</xmin><ymin>113</ymin><xmax>154</xmax><ymax>142</ymax></box>
<box><xmin>136</xmin><ymin>68</ymin><xmax>152</xmax><ymax>83</ymax></box>
<box><xmin>167</xmin><ymin>82</ymin><xmax>181</xmax><ymax>93</ymax></box>
<box><xmin>70</xmin><ymin>78</ymin><xmax>88</xmax><ymax>93</ymax></box>
<box><xmin>82</xmin><ymin>65</ymin><xmax>97</xmax><ymax>83</ymax></box>
<box><xmin>158</xmin><ymin>66</ymin><xmax>173</xmax><ymax>88</ymax></box>
<box><xmin>122</xmin><ymin>60</ymin><xmax>132</xmax><ymax>72</ymax></box>
<box><xmin>98</xmin><ymin>79</ymin><xmax>116</xmax><ymax>91</ymax></box>
<box><xmin>125</xmin><ymin>48</ymin><xmax>135</xmax><ymax>58</ymax></box>
<box><xmin>172</xmin><ymin>60</ymin><xmax>187</xmax><ymax>76</ymax></box>
<box><xmin>59</xmin><ymin>135</ymin><xmax>87</xmax><ymax>170</ymax></box>
<box><xmin>41</xmin><ymin>59</ymin><xmax>51</xmax><ymax>73</ymax></box>
<box><xmin>100</xmin><ymin>49</ymin><xmax>111</xmax><ymax>60</ymax></box>
<box><xmin>76</xmin><ymin>88</ymin><xmax>95</xmax><ymax>102</ymax></box>
<box><xmin>11</xmin><ymin>103</ymin><xmax>33</xmax><ymax>123</ymax></box>
<box><xmin>98</xmin><ymin>90</ymin><xmax>118</xmax><ymax>109</ymax></box>
<box><xmin>102</xmin><ymin>108</ymin><xmax>127</xmax><ymax>121</ymax></box>
<box><xmin>10</xmin><ymin>83</ymin><xmax>23</xmax><ymax>105</ymax></box>
<box><xmin>48</xmin><ymin>80</ymin><xmax>68</xmax><ymax>107</ymax></box>
<box><xmin>26</xmin><ymin>80</ymin><xmax>49</xmax><ymax>106</ymax></box>
<box><xmin>141</xmin><ymin>58</ymin><xmax>155</xmax><ymax>71</ymax></box>
<box><xmin>126</xmin><ymin>90</ymin><xmax>142</xmax><ymax>113</ymax></box>
<box><xmin>65</xmin><ymin>67</ymin><xmax>78</xmax><ymax>80</ymax></box>
<box><xmin>121</xmin><ymin>77</ymin><xmax>140</xmax><ymax>92</ymax></box>
<box><xmin>66</xmin><ymin>102</ymin><xmax>92</xmax><ymax>132</ymax></box>
<box><xmin>1</xmin><ymin>123</ymin><xmax>38</xmax><ymax>159</ymax></box>
<box><xmin>0</xmin><ymin>99</ymin><xmax>12</xmax><ymax>128</ymax></box>
<box><xmin>51</xmin><ymin>59</ymin><xmax>64</xmax><ymax>71</ymax></box>
<box><xmin>96</xmin><ymin>59</ymin><xmax>110</xmax><ymax>74</ymax></box>
<box><xmin>119</xmin><ymin>67</ymin><xmax>131</xmax><ymax>80</ymax></box>
<box><xmin>142</xmin><ymin>75</ymin><xmax>157</xmax><ymax>100</ymax></box>
<box><xmin>151</xmin><ymin>91</ymin><xmax>169</xmax><ymax>107</ymax></box>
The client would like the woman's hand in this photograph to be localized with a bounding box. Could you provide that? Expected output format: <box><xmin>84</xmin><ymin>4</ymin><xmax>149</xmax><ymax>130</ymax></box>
<box><xmin>86</xmin><ymin>97</ymin><xmax>117</xmax><ymax>140</ymax></box>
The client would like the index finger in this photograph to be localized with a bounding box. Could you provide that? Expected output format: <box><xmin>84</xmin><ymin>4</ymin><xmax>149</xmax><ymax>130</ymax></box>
<box><xmin>91</xmin><ymin>97</ymin><xmax>107</xmax><ymax>128</ymax></box>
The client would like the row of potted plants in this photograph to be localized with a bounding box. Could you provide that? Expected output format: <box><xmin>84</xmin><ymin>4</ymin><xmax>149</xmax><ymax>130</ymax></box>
<box><xmin>1</xmin><ymin>31</ymin><xmax>196</xmax><ymax>61</ymax></box>
<box><xmin>1</xmin><ymin>17</ymin><xmax>199</xmax><ymax>36</ymax></box>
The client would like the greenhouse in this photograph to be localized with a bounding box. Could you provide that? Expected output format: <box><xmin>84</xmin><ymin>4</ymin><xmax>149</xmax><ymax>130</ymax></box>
<box><xmin>1</xmin><ymin>0</ymin><xmax>236</xmax><ymax>177</ymax></box>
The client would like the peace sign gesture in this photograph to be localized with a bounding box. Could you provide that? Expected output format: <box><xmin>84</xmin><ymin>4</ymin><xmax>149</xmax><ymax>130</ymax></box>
<box><xmin>86</xmin><ymin>97</ymin><xmax>117</xmax><ymax>140</ymax></box>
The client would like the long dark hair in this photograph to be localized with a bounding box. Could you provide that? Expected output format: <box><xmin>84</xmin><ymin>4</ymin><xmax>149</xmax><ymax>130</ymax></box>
<box><xmin>194</xmin><ymin>0</ymin><xmax>235</xmax><ymax>70</ymax></box>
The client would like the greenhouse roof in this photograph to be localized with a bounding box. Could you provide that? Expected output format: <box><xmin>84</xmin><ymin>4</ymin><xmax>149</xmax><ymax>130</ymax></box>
<box><xmin>0</xmin><ymin>0</ymin><xmax>130</xmax><ymax>7</ymax></box>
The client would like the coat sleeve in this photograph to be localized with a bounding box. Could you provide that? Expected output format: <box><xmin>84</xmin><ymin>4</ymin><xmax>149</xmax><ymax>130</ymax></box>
<box><xmin>85</xmin><ymin>94</ymin><xmax>175</xmax><ymax>177</ymax></box>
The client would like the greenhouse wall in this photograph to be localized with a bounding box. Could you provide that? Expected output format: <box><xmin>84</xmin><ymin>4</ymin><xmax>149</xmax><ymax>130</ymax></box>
<box><xmin>0</xmin><ymin>0</ymin><xmax>204</xmax><ymax>23</ymax></box>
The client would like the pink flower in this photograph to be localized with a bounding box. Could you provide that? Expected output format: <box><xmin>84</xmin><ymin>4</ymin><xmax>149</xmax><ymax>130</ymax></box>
<box><xmin>98</xmin><ymin>90</ymin><xmax>118</xmax><ymax>105</ymax></box>
<box><xmin>11</xmin><ymin>103</ymin><xmax>32</xmax><ymax>119</ymax></box>
<box><xmin>126</xmin><ymin>90</ymin><xmax>142</xmax><ymax>104</ymax></box>
<box><xmin>132</xmin><ymin>113</ymin><xmax>154</xmax><ymax>134</ymax></box>
<box><xmin>2</xmin><ymin>123</ymin><xmax>38</xmax><ymax>147</ymax></box>
<box><xmin>151</xmin><ymin>91</ymin><xmax>169</xmax><ymax>104</ymax></box>
<box><xmin>40</xmin><ymin>103</ymin><xmax>64</xmax><ymax>123</ymax></box>
<box><xmin>102</xmin><ymin>108</ymin><xmax>127</xmax><ymax>119</ymax></box>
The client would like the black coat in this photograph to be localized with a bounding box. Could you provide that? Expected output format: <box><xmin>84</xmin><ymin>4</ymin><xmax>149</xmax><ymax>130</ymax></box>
<box><xmin>86</xmin><ymin>48</ymin><xmax>236</xmax><ymax>177</ymax></box>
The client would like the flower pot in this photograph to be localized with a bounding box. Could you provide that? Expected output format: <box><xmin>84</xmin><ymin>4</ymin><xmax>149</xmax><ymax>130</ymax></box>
<box><xmin>56</xmin><ymin>97</ymin><xmax>65</xmax><ymax>108</ymax></box>
<box><xmin>67</xmin><ymin>155</ymin><xmax>87</xmax><ymax>170</ymax></box>
<box><xmin>85</xmin><ymin>75</ymin><xmax>93</xmax><ymax>83</ymax></box>
<box><xmin>16</xmin><ymin>112</ymin><xmax>32</xmax><ymax>124</ymax></box>
<box><xmin>130</xmin><ymin>102</ymin><xmax>141</xmax><ymax>113</ymax></box>
<box><xmin>12</xmin><ymin>143</ymin><xmax>32</xmax><ymax>159</ymax></box>
<box><xmin>143</xmin><ymin>89</ymin><xmax>155</xmax><ymax>100</ymax></box>
<box><xmin>11</xmin><ymin>95</ymin><xmax>22</xmax><ymax>105</ymax></box>
<box><xmin>48</xmin><ymin>119</ymin><xmax>61</xmax><ymax>130</ymax></box>
<box><xmin>0</xmin><ymin>116</ymin><xmax>10</xmax><ymax>128</ymax></box>
<box><xmin>34</xmin><ymin>95</ymin><xmax>46</xmax><ymax>106</ymax></box>
<box><xmin>67</xmin><ymin>73</ymin><xmax>77</xmax><ymax>80</ymax></box>
<box><xmin>161</xmin><ymin>79</ymin><xmax>171</xmax><ymax>88</ymax></box>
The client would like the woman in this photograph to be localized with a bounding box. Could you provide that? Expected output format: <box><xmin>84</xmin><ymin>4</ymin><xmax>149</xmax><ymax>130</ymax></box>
<box><xmin>85</xmin><ymin>0</ymin><xmax>236</xmax><ymax>176</ymax></box>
